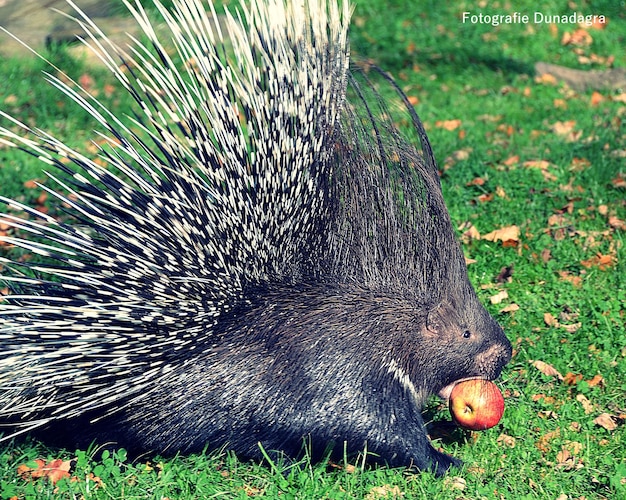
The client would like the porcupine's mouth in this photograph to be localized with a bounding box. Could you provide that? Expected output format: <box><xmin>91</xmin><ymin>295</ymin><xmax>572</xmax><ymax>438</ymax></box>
<box><xmin>437</xmin><ymin>377</ymin><xmax>488</xmax><ymax>401</ymax></box>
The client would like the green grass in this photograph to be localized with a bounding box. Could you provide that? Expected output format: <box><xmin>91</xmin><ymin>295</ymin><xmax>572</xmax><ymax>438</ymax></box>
<box><xmin>1</xmin><ymin>0</ymin><xmax>625</xmax><ymax>498</ymax></box>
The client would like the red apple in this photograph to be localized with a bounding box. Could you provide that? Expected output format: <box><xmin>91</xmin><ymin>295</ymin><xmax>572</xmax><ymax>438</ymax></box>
<box><xmin>449</xmin><ymin>379</ymin><xmax>505</xmax><ymax>431</ymax></box>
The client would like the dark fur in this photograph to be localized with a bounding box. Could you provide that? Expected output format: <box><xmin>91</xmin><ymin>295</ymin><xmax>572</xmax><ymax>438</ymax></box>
<box><xmin>1</xmin><ymin>3</ymin><xmax>511</xmax><ymax>476</ymax></box>
<box><xmin>24</xmin><ymin>69</ymin><xmax>511</xmax><ymax>476</ymax></box>
<box><xmin>35</xmin><ymin>282</ymin><xmax>510</xmax><ymax>475</ymax></box>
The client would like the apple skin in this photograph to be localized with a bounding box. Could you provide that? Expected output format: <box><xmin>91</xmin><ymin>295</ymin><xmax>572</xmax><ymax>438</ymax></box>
<box><xmin>449</xmin><ymin>379</ymin><xmax>505</xmax><ymax>431</ymax></box>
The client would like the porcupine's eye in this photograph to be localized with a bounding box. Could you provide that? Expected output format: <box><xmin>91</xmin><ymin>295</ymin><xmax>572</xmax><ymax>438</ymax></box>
<box><xmin>462</xmin><ymin>330</ymin><xmax>472</xmax><ymax>339</ymax></box>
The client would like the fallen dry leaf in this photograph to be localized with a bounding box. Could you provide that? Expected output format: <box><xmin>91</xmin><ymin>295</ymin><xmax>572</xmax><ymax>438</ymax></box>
<box><xmin>365</xmin><ymin>484</ymin><xmax>404</xmax><ymax>499</ymax></box>
<box><xmin>500</xmin><ymin>303</ymin><xmax>520</xmax><ymax>313</ymax></box>
<box><xmin>435</xmin><ymin>119</ymin><xmax>462</xmax><ymax>131</ymax></box>
<box><xmin>18</xmin><ymin>458</ymin><xmax>72</xmax><ymax>485</ymax></box>
<box><xmin>590</xmin><ymin>91</ymin><xmax>604</xmax><ymax>107</ymax></box>
<box><xmin>556</xmin><ymin>448</ymin><xmax>573</xmax><ymax>466</ymax></box>
<box><xmin>565</xmin><ymin>441</ymin><xmax>584</xmax><ymax>457</ymax></box>
<box><xmin>563</xmin><ymin>372</ymin><xmax>583</xmax><ymax>386</ymax></box>
<box><xmin>561</xmin><ymin>28</ymin><xmax>593</xmax><ymax>46</ymax></box>
<box><xmin>530</xmin><ymin>360</ymin><xmax>564</xmax><ymax>380</ymax></box>
<box><xmin>608</xmin><ymin>216</ymin><xmax>626</xmax><ymax>230</ymax></box>
<box><xmin>482</xmin><ymin>225</ymin><xmax>520</xmax><ymax>243</ymax></box>
<box><xmin>523</xmin><ymin>160</ymin><xmax>558</xmax><ymax>181</ymax></box>
<box><xmin>503</xmin><ymin>155</ymin><xmax>520</xmax><ymax>166</ymax></box>
<box><xmin>489</xmin><ymin>290</ymin><xmax>508</xmax><ymax>305</ymax></box>
<box><xmin>497</xmin><ymin>434</ymin><xmax>517</xmax><ymax>448</ymax></box>
<box><xmin>466</xmin><ymin>177</ymin><xmax>486</xmax><ymax>187</ymax></box>
<box><xmin>446</xmin><ymin>476</ymin><xmax>467</xmax><ymax>491</ymax></box>
<box><xmin>557</xmin><ymin>270</ymin><xmax>582</xmax><ymax>287</ymax></box>
<box><xmin>523</xmin><ymin>160</ymin><xmax>552</xmax><ymax>170</ymax></box>
<box><xmin>581</xmin><ymin>253</ymin><xmax>615</xmax><ymax>270</ymax></box>
<box><xmin>544</xmin><ymin>312</ymin><xmax>559</xmax><ymax>327</ymax></box>
<box><xmin>561</xmin><ymin>322</ymin><xmax>581</xmax><ymax>333</ymax></box>
<box><xmin>551</xmin><ymin>120</ymin><xmax>577</xmax><ymax>136</ymax></box>
<box><xmin>532</xmin><ymin>394</ymin><xmax>556</xmax><ymax>404</ymax></box>
<box><xmin>569</xmin><ymin>157</ymin><xmax>590</xmax><ymax>171</ymax></box>
<box><xmin>535</xmin><ymin>72</ymin><xmax>558</xmax><ymax>85</ymax></box>
<box><xmin>536</xmin><ymin>428</ymin><xmax>560</xmax><ymax>453</ymax></box>
<box><xmin>593</xmin><ymin>413</ymin><xmax>617</xmax><ymax>432</ymax></box>
<box><xmin>460</xmin><ymin>222</ymin><xmax>481</xmax><ymax>243</ymax></box>
<box><xmin>587</xmin><ymin>374</ymin><xmax>604</xmax><ymax>388</ymax></box>
<box><xmin>611</xmin><ymin>173</ymin><xmax>626</xmax><ymax>188</ymax></box>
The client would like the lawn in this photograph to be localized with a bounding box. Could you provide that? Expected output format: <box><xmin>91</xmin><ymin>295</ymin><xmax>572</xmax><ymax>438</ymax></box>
<box><xmin>1</xmin><ymin>0</ymin><xmax>625</xmax><ymax>498</ymax></box>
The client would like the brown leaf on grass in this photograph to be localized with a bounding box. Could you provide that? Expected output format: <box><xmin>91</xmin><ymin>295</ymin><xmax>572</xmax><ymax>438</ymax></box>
<box><xmin>576</xmin><ymin>394</ymin><xmax>594</xmax><ymax>414</ymax></box>
<box><xmin>561</xmin><ymin>29</ymin><xmax>593</xmax><ymax>46</ymax></box>
<box><xmin>561</xmin><ymin>322</ymin><xmax>581</xmax><ymax>333</ymax></box>
<box><xmin>3</xmin><ymin>94</ymin><xmax>18</xmax><ymax>105</ymax></box>
<box><xmin>590</xmin><ymin>91</ymin><xmax>604</xmax><ymax>107</ymax></box>
<box><xmin>547</xmin><ymin>213</ymin><xmax>565</xmax><ymax>226</ymax></box>
<box><xmin>500</xmin><ymin>303</ymin><xmax>520</xmax><ymax>313</ymax></box>
<box><xmin>569</xmin><ymin>157</ymin><xmax>590</xmax><ymax>171</ymax></box>
<box><xmin>587</xmin><ymin>374</ymin><xmax>604</xmax><ymax>388</ymax></box>
<box><xmin>536</xmin><ymin>429</ymin><xmax>560</xmax><ymax>453</ymax></box>
<box><xmin>503</xmin><ymin>155</ymin><xmax>519</xmax><ymax>166</ymax></box>
<box><xmin>18</xmin><ymin>458</ymin><xmax>71</xmax><ymax>485</ymax></box>
<box><xmin>556</xmin><ymin>444</ymin><xmax>584</xmax><ymax>470</ymax></box>
<box><xmin>489</xmin><ymin>290</ymin><xmax>508</xmax><ymax>305</ymax></box>
<box><xmin>550</xmin><ymin>121</ymin><xmax>582</xmax><ymax>142</ymax></box>
<box><xmin>444</xmin><ymin>477</ymin><xmax>467</xmax><ymax>492</ymax></box>
<box><xmin>497</xmin><ymin>434</ymin><xmax>517</xmax><ymax>448</ymax></box>
<box><xmin>482</xmin><ymin>225</ymin><xmax>520</xmax><ymax>243</ymax></box>
<box><xmin>551</xmin><ymin>120</ymin><xmax>576</xmax><ymax>136</ymax></box>
<box><xmin>523</xmin><ymin>160</ymin><xmax>558</xmax><ymax>181</ymax></box>
<box><xmin>530</xmin><ymin>360</ymin><xmax>564</xmax><ymax>380</ymax></box>
<box><xmin>555</xmin><ymin>448</ymin><xmax>573</xmax><ymax>467</ymax></box>
<box><xmin>532</xmin><ymin>394</ymin><xmax>556</xmax><ymax>404</ymax></box>
<box><xmin>564</xmin><ymin>441</ymin><xmax>584</xmax><ymax>456</ymax></box>
<box><xmin>608</xmin><ymin>216</ymin><xmax>626</xmax><ymax>231</ymax></box>
<box><xmin>459</xmin><ymin>221</ymin><xmax>480</xmax><ymax>243</ymax></box>
<box><xmin>535</xmin><ymin>72</ymin><xmax>558</xmax><ymax>85</ymax></box>
<box><xmin>442</xmin><ymin>148</ymin><xmax>472</xmax><ymax>170</ymax></box>
<box><xmin>544</xmin><ymin>313</ymin><xmax>559</xmax><ymax>327</ymax></box>
<box><xmin>466</xmin><ymin>177</ymin><xmax>485</xmax><ymax>186</ymax></box>
<box><xmin>580</xmin><ymin>252</ymin><xmax>615</xmax><ymax>270</ymax></box>
<box><xmin>594</xmin><ymin>413</ymin><xmax>617</xmax><ymax>431</ymax></box>
<box><xmin>538</xmin><ymin>410</ymin><xmax>559</xmax><ymax>420</ymax></box>
<box><xmin>563</xmin><ymin>372</ymin><xmax>583</xmax><ymax>386</ymax></box>
<box><xmin>365</xmin><ymin>484</ymin><xmax>404</xmax><ymax>499</ymax></box>
<box><xmin>557</xmin><ymin>271</ymin><xmax>582</xmax><ymax>287</ymax></box>
<box><xmin>435</xmin><ymin>119</ymin><xmax>461</xmax><ymax>131</ymax></box>
<box><xmin>610</xmin><ymin>150</ymin><xmax>626</xmax><ymax>159</ymax></box>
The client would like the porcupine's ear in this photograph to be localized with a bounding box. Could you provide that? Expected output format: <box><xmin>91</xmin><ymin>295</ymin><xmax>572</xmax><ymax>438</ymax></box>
<box><xmin>327</xmin><ymin>63</ymin><xmax>469</xmax><ymax>305</ymax></box>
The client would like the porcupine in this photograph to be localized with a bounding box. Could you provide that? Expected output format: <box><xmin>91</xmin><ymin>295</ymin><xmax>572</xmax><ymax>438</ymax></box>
<box><xmin>0</xmin><ymin>0</ymin><xmax>512</xmax><ymax>475</ymax></box>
